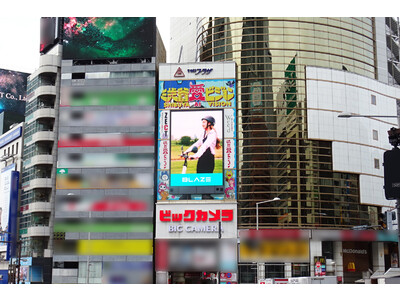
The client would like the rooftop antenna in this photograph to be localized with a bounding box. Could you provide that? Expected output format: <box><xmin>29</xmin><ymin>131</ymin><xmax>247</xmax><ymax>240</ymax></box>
<box><xmin>178</xmin><ymin>45</ymin><xmax>183</xmax><ymax>63</ymax></box>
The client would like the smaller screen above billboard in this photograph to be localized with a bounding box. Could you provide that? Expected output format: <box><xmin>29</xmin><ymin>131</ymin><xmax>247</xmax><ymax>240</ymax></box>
<box><xmin>40</xmin><ymin>17</ymin><xmax>62</xmax><ymax>54</ymax></box>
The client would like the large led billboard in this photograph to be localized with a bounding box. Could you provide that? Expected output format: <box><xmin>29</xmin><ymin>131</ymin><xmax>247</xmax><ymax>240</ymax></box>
<box><xmin>0</xmin><ymin>68</ymin><xmax>29</xmax><ymax>103</ymax></box>
<box><xmin>157</xmin><ymin>62</ymin><xmax>236</xmax><ymax>200</ymax></box>
<box><xmin>62</xmin><ymin>17</ymin><xmax>156</xmax><ymax>60</ymax></box>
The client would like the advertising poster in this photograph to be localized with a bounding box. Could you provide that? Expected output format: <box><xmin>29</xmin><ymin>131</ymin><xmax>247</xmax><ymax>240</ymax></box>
<box><xmin>314</xmin><ymin>256</ymin><xmax>326</xmax><ymax>276</ymax></box>
<box><xmin>62</xmin><ymin>17</ymin><xmax>156</xmax><ymax>60</ymax></box>
<box><xmin>157</xmin><ymin>63</ymin><xmax>236</xmax><ymax>200</ymax></box>
<box><xmin>0</xmin><ymin>164</ymin><xmax>16</xmax><ymax>252</ymax></box>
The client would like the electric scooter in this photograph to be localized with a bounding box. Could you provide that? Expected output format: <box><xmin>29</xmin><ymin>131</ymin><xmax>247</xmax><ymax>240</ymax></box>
<box><xmin>180</xmin><ymin>145</ymin><xmax>198</xmax><ymax>174</ymax></box>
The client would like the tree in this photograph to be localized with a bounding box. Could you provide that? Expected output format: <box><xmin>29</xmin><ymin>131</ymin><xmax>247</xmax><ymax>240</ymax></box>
<box><xmin>180</xmin><ymin>136</ymin><xmax>191</xmax><ymax>146</ymax></box>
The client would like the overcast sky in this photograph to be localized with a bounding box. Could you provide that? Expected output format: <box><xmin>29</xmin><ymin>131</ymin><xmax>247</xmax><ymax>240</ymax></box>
<box><xmin>0</xmin><ymin>1</ymin><xmax>394</xmax><ymax>74</ymax></box>
<box><xmin>0</xmin><ymin>16</ymin><xmax>170</xmax><ymax>74</ymax></box>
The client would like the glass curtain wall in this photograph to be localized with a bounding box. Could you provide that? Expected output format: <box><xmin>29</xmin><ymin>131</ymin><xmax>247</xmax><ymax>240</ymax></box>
<box><xmin>197</xmin><ymin>17</ymin><xmax>377</xmax><ymax>229</ymax></box>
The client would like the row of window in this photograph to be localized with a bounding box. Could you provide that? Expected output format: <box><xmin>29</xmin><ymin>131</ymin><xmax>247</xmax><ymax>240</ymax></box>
<box><xmin>62</xmin><ymin>71</ymin><xmax>155</xmax><ymax>80</ymax></box>
<box><xmin>2</xmin><ymin>141</ymin><xmax>19</xmax><ymax>157</ymax></box>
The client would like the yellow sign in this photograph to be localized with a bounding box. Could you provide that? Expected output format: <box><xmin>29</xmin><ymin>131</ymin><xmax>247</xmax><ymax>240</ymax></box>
<box><xmin>240</xmin><ymin>240</ymin><xmax>309</xmax><ymax>262</ymax></box>
<box><xmin>77</xmin><ymin>240</ymin><xmax>153</xmax><ymax>255</ymax></box>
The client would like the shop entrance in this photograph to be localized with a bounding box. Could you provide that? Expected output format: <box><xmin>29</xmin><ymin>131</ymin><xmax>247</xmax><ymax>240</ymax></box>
<box><xmin>169</xmin><ymin>272</ymin><xmax>217</xmax><ymax>284</ymax></box>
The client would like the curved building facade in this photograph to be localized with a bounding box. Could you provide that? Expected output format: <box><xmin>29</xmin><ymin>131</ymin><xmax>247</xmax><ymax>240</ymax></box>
<box><xmin>195</xmin><ymin>17</ymin><xmax>398</xmax><ymax>229</ymax></box>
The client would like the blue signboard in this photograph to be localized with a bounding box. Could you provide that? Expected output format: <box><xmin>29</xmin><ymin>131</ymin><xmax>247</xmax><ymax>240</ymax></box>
<box><xmin>0</xmin><ymin>126</ymin><xmax>22</xmax><ymax>148</ymax></box>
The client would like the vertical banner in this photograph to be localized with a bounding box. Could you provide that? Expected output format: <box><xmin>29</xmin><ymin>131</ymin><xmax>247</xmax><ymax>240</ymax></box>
<box><xmin>0</xmin><ymin>164</ymin><xmax>18</xmax><ymax>259</ymax></box>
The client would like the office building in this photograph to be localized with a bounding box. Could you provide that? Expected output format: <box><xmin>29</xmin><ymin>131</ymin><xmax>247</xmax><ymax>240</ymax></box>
<box><xmin>19</xmin><ymin>17</ymin><xmax>166</xmax><ymax>284</ymax></box>
<box><xmin>170</xmin><ymin>17</ymin><xmax>400</xmax><ymax>283</ymax></box>
<box><xmin>0</xmin><ymin>123</ymin><xmax>24</xmax><ymax>283</ymax></box>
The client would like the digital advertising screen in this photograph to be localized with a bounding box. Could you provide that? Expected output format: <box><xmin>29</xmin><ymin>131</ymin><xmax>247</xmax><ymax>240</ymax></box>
<box><xmin>62</xmin><ymin>17</ymin><xmax>156</xmax><ymax>60</ymax></box>
<box><xmin>40</xmin><ymin>17</ymin><xmax>62</xmax><ymax>54</ymax></box>
<box><xmin>169</xmin><ymin>110</ymin><xmax>223</xmax><ymax>188</ymax></box>
<box><xmin>157</xmin><ymin>62</ymin><xmax>236</xmax><ymax>200</ymax></box>
<box><xmin>0</xmin><ymin>68</ymin><xmax>29</xmax><ymax>103</ymax></box>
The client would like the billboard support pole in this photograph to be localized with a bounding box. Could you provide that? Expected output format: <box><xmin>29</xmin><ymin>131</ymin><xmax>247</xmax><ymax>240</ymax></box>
<box><xmin>16</xmin><ymin>240</ymin><xmax>21</xmax><ymax>284</ymax></box>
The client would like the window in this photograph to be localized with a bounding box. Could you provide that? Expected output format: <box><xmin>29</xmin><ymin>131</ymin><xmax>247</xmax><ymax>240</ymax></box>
<box><xmin>11</xmin><ymin>145</ymin><xmax>14</xmax><ymax>154</ymax></box>
<box><xmin>71</xmin><ymin>73</ymin><xmax>85</xmax><ymax>79</ymax></box>
<box><xmin>265</xmin><ymin>263</ymin><xmax>285</xmax><ymax>278</ymax></box>
<box><xmin>374</xmin><ymin>158</ymin><xmax>380</xmax><ymax>169</ymax></box>
<box><xmin>85</xmin><ymin>72</ymin><xmax>110</xmax><ymax>79</ymax></box>
<box><xmin>16</xmin><ymin>143</ymin><xmax>18</xmax><ymax>154</ymax></box>
<box><xmin>371</xmin><ymin>94</ymin><xmax>376</xmax><ymax>105</ymax></box>
<box><xmin>373</xmin><ymin>129</ymin><xmax>378</xmax><ymax>141</ymax></box>
<box><xmin>238</xmin><ymin>264</ymin><xmax>257</xmax><ymax>283</ymax></box>
<box><xmin>292</xmin><ymin>263</ymin><xmax>310</xmax><ymax>277</ymax></box>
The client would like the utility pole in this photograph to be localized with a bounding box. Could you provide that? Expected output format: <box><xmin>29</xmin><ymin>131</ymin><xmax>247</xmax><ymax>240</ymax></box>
<box><xmin>1</xmin><ymin>231</ymin><xmax>21</xmax><ymax>284</ymax></box>
<box><xmin>16</xmin><ymin>240</ymin><xmax>21</xmax><ymax>284</ymax></box>
<box><xmin>216</xmin><ymin>221</ymin><xmax>221</xmax><ymax>285</ymax></box>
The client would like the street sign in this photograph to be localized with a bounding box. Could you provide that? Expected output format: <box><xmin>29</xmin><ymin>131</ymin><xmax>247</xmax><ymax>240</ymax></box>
<box><xmin>57</xmin><ymin>168</ymin><xmax>68</xmax><ymax>174</ymax></box>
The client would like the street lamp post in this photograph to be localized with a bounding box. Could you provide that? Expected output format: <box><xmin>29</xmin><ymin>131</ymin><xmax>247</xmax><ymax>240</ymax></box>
<box><xmin>256</xmin><ymin>197</ymin><xmax>281</xmax><ymax>230</ymax></box>
<box><xmin>255</xmin><ymin>197</ymin><xmax>281</xmax><ymax>283</ymax></box>
<box><xmin>338</xmin><ymin>112</ymin><xmax>399</xmax><ymax>119</ymax></box>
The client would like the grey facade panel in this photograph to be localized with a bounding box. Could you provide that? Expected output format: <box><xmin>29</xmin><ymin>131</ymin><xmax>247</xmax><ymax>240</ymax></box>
<box><xmin>103</xmin><ymin>232</ymin><xmax>128</xmax><ymax>239</ymax></box>
<box><xmin>61</xmin><ymin>60</ymin><xmax>73</xmax><ymax>67</ymax></box>
<box><xmin>130</xmin><ymin>77</ymin><xmax>155</xmax><ymax>86</ymax></box>
<box><xmin>108</xmin><ymin>64</ymin><xmax>132</xmax><ymax>72</ymax></box>
<box><xmin>52</xmin><ymin>276</ymin><xmax>78</xmax><ymax>284</ymax></box>
<box><xmin>108</xmin><ymin>78</ymin><xmax>131</xmax><ymax>85</ymax></box>
<box><xmin>126</xmin><ymin>255</ymin><xmax>153</xmax><ymax>262</ymax></box>
<box><xmin>126</xmin><ymin>232</ymin><xmax>153</xmax><ymax>239</ymax></box>
<box><xmin>66</xmin><ymin>65</ymin><xmax>85</xmax><ymax>73</ymax></box>
<box><xmin>60</xmin><ymin>79</ymin><xmax>71</xmax><ymax>87</ymax></box>
<box><xmin>84</xmin><ymin>65</ymin><xmax>109</xmax><ymax>73</ymax></box>
<box><xmin>130</xmin><ymin>64</ymin><xmax>156</xmax><ymax>71</ymax></box>
<box><xmin>126</xmin><ymin>212</ymin><xmax>153</xmax><ymax>218</ymax></box>
<box><xmin>102</xmin><ymin>211</ymin><xmax>128</xmax><ymax>218</ymax></box>
<box><xmin>101</xmin><ymin>256</ymin><xmax>128</xmax><ymax>261</ymax></box>
<box><xmin>65</xmin><ymin>232</ymin><xmax>80</xmax><ymax>239</ymax></box>
<box><xmin>53</xmin><ymin>255</ymin><xmax>80</xmax><ymax>262</ymax></box>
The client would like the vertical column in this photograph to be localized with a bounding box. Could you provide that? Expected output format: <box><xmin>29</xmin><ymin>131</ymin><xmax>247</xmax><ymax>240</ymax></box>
<box><xmin>257</xmin><ymin>262</ymin><xmax>265</xmax><ymax>281</ymax></box>
<box><xmin>333</xmin><ymin>241</ymin><xmax>344</xmax><ymax>278</ymax></box>
<box><xmin>284</xmin><ymin>262</ymin><xmax>292</xmax><ymax>278</ymax></box>
<box><xmin>309</xmin><ymin>240</ymin><xmax>322</xmax><ymax>276</ymax></box>
<box><xmin>372</xmin><ymin>242</ymin><xmax>385</xmax><ymax>272</ymax></box>
<box><xmin>156</xmin><ymin>271</ymin><xmax>168</xmax><ymax>284</ymax></box>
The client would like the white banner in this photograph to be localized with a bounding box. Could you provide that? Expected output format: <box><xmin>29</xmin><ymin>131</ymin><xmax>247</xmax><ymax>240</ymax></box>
<box><xmin>224</xmin><ymin>109</ymin><xmax>235</xmax><ymax>138</ymax></box>
<box><xmin>159</xmin><ymin>110</ymin><xmax>170</xmax><ymax>140</ymax></box>
<box><xmin>224</xmin><ymin>139</ymin><xmax>235</xmax><ymax>169</ymax></box>
<box><xmin>155</xmin><ymin>203</ymin><xmax>237</xmax><ymax>239</ymax></box>
<box><xmin>158</xmin><ymin>140</ymin><xmax>170</xmax><ymax>170</ymax></box>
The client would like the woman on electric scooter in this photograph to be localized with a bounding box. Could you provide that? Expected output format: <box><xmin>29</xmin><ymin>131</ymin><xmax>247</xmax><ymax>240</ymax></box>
<box><xmin>183</xmin><ymin>115</ymin><xmax>221</xmax><ymax>173</ymax></box>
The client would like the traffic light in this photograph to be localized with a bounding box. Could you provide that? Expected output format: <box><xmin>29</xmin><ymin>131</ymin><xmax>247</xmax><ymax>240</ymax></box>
<box><xmin>384</xmin><ymin>148</ymin><xmax>400</xmax><ymax>200</ymax></box>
